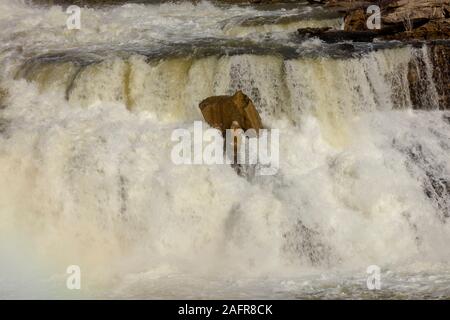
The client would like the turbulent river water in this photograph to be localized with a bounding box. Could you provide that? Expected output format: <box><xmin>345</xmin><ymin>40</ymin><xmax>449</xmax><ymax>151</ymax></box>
<box><xmin>1</xmin><ymin>0</ymin><xmax>450</xmax><ymax>299</ymax></box>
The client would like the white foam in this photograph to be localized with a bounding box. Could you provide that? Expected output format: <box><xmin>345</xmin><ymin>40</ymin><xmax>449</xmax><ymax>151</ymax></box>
<box><xmin>1</xmin><ymin>0</ymin><xmax>450</xmax><ymax>299</ymax></box>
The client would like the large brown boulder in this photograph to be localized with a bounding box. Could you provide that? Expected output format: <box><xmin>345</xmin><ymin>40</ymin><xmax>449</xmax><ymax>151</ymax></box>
<box><xmin>199</xmin><ymin>91</ymin><xmax>263</xmax><ymax>135</ymax></box>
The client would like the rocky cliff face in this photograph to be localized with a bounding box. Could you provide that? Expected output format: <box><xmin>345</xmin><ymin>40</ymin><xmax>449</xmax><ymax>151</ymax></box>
<box><xmin>429</xmin><ymin>44</ymin><xmax>450</xmax><ymax>109</ymax></box>
<box><xmin>382</xmin><ymin>0</ymin><xmax>449</xmax><ymax>24</ymax></box>
<box><xmin>311</xmin><ymin>0</ymin><xmax>450</xmax><ymax>109</ymax></box>
<box><xmin>336</xmin><ymin>0</ymin><xmax>450</xmax><ymax>34</ymax></box>
<box><xmin>403</xmin><ymin>43</ymin><xmax>450</xmax><ymax>110</ymax></box>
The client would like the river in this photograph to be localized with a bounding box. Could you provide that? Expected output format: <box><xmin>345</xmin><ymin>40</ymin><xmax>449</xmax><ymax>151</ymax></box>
<box><xmin>0</xmin><ymin>0</ymin><xmax>450</xmax><ymax>299</ymax></box>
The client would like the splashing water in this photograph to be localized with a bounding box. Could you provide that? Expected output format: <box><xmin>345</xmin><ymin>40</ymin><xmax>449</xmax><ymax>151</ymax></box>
<box><xmin>0</xmin><ymin>0</ymin><xmax>450</xmax><ymax>299</ymax></box>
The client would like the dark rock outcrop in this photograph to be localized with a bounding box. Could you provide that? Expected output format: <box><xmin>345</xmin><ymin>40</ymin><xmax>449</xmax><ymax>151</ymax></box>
<box><xmin>381</xmin><ymin>0</ymin><xmax>450</xmax><ymax>25</ymax></box>
<box><xmin>299</xmin><ymin>1</ymin><xmax>450</xmax><ymax>110</ymax></box>
<box><xmin>430</xmin><ymin>44</ymin><xmax>450</xmax><ymax>108</ymax></box>
<box><xmin>332</xmin><ymin>0</ymin><xmax>450</xmax><ymax>38</ymax></box>
<box><xmin>383</xmin><ymin>18</ymin><xmax>450</xmax><ymax>41</ymax></box>
<box><xmin>299</xmin><ymin>1</ymin><xmax>450</xmax><ymax>41</ymax></box>
<box><xmin>297</xmin><ymin>19</ymin><xmax>431</xmax><ymax>43</ymax></box>
<box><xmin>297</xmin><ymin>27</ymin><xmax>380</xmax><ymax>42</ymax></box>
<box><xmin>407</xmin><ymin>43</ymin><xmax>450</xmax><ymax>110</ymax></box>
<box><xmin>306</xmin><ymin>0</ymin><xmax>328</xmax><ymax>4</ymax></box>
<box><xmin>343</xmin><ymin>7</ymin><xmax>367</xmax><ymax>31</ymax></box>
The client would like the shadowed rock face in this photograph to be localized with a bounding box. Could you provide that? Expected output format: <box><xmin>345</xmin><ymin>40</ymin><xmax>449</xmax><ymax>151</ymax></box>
<box><xmin>344</xmin><ymin>1</ymin><xmax>450</xmax><ymax>110</ymax></box>
<box><xmin>343</xmin><ymin>7</ymin><xmax>366</xmax><ymax>31</ymax></box>
<box><xmin>430</xmin><ymin>44</ymin><xmax>450</xmax><ymax>108</ymax></box>
<box><xmin>407</xmin><ymin>43</ymin><xmax>450</xmax><ymax>110</ymax></box>
<box><xmin>383</xmin><ymin>19</ymin><xmax>450</xmax><ymax>41</ymax></box>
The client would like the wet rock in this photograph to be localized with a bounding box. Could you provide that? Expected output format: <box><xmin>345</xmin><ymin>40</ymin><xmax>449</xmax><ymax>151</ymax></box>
<box><xmin>199</xmin><ymin>90</ymin><xmax>263</xmax><ymax>135</ymax></box>
<box><xmin>298</xmin><ymin>27</ymin><xmax>380</xmax><ymax>42</ymax></box>
<box><xmin>343</xmin><ymin>8</ymin><xmax>367</xmax><ymax>31</ymax></box>
<box><xmin>339</xmin><ymin>0</ymin><xmax>450</xmax><ymax>35</ymax></box>
<box><xmin>306</xmin><ymin>0</ymin><xmax>328</xmax><ymax>4</ymax></box>
<box><xmin>327</xmin><ymin>0</ymin><xmax>450</xmax><ymax>18</ymax></box>
<box><xmin>429</xmin><ymin>44</ymin><xmax>450</xmax><ymax>108</ymax></box>
<box><xmin>408</xmin><ymin>53</ymin><xmax>428</xmax><ymax>110</ymax></box>
<box><xmin>299</xmin><ymin>1</ymin><xmax>444</xmax><ymax>41</ymax></box>
<box><xmin>407</xmin><ymin>43</ymin><xmax>450</xmax><ymax>110</ymax></box>
<box><xmin>322</xmin><ymin>0</ymin><xmax>450</xmax><ymax>40</ymax></box>
<box><xmin>383</xmin><ymin>19</ymin><xmax>450</xmax><ymax>41</ymax></box>
<box><xmin>400</xmin><ymin>142</ymin><xmax>450</xmax><ymax>221</ymax></box>
<box><xmin>310</xmin><ymin>1</ymin><xmax>450</xmax><ymax>110</ymax></box>
<box><xmin>382</xmin><ymin>0</ymin><xmax>450</xmax><ymax>25</ymax></box>
<box><xmin>297</xmin><ymin>27</ymin><xmax>332</xmax><ymax>37</ymax></box>
<box><xmin>297</xmin><ymin>22</ymin><xmax>425</xmax><ymax>42</ymax></box>
<box><xmin>326</xmin><ymin>0</ymin><xmax>372</xmax><ymax>11</ymax></box>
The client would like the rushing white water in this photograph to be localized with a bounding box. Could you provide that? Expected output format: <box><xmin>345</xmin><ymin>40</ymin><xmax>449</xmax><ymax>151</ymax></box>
<box><xmin>1</xmin><ymin>0</ymin><xmax>450</xmax><ymax>299</ymax></box>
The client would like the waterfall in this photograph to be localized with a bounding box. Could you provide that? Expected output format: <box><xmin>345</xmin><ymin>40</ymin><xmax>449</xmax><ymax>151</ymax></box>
<box><xmin>1</xmin><ymin>0</ymin><xmax>450</xmax><ymax>298</ymax></box>
<box><xmin>17</xmin><ymin>45</ymin><xmax>441</xmax><ymax>141</ymax></box>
